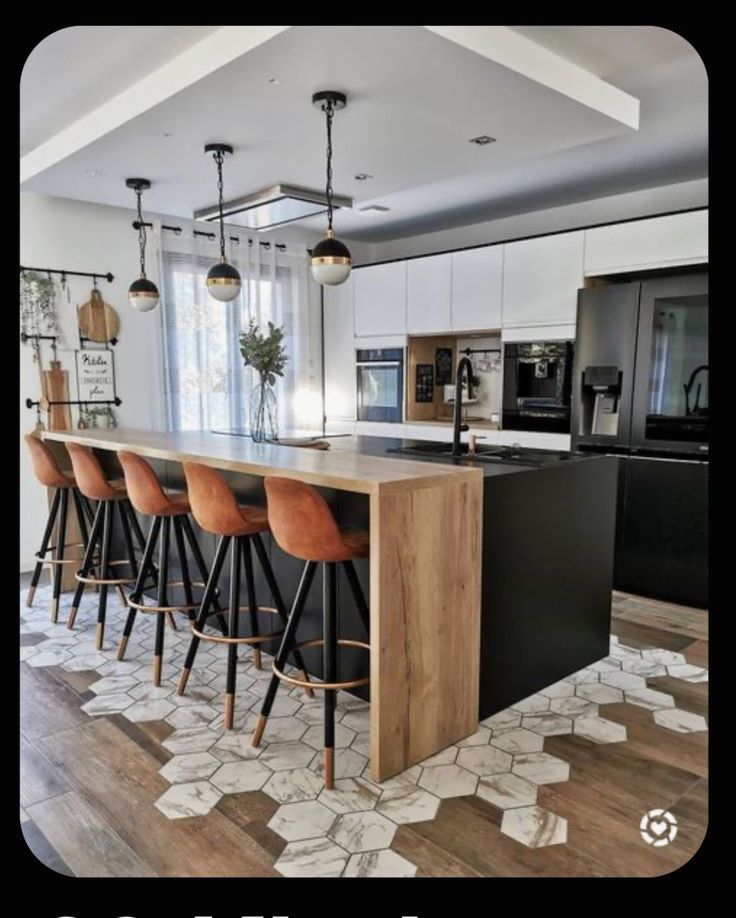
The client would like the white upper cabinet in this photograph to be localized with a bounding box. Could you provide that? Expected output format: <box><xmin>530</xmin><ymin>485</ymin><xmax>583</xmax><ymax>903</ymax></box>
<box><xmin>323</xmin><ymin>277</ymin><xmax>356</xmax><ymax>420</ymax></box>
<box><xmin>354</xmin><ymin>262</ymin><xmax>407</xmax><ymax>336</ymax></box>
<box><xmin>502</xmin><ymin>230</ymin><xmax>584</xmax><ymax>328</ymax></box>
<box><xmin>407</xmin><ymin>254</ymin><xmax>452</xmax><ymax>333</ymax></box>
<box><xmin>451</xmin><ymin>246</ymin><xmax>503</xmax><ymax>331</ymax></box>
<box><xmin>584</xmin><ymin>210</ymin><xmax>708</xmax><ymax>276</ymax></box>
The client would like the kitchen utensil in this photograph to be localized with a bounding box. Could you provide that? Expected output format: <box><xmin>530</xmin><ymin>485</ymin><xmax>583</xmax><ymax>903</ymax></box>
<box><xmin>77</xmin><ymin>287</ymin><xmax>120</xmax><ymax>343</ymax></box>
<box><xmin>44</xmin><ymin>360</ymin><xmax>72</xmax><ymax>430</ymax></box>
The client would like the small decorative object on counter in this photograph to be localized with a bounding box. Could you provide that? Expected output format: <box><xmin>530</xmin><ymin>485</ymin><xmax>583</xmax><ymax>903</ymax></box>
<box><xmin>239</xmin><ymin>319</ymin><xmax>288</xmax><ymax>442</ymax></box>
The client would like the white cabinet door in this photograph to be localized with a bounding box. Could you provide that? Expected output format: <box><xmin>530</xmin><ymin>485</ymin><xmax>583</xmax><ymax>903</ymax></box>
<box><xmin>407</xmin><ymin>254</ymin><xmax>451</xmax><ymax>333</ymax></box>
<box><xmin>502</xmin><ymin>231</ymin><xmax>584</xmax><ymax>328</ymax></box>
<box><xmin>323</xmin><ymin>278</ymin><xmax>356</xmax><ymax>421</ymax></box>
<box><xmin>354</xmin><ymin>262</ymin><xmax>407</xmax><ymax>336</ymax></box>
<box><xmin>451</xmin><ymin>246</ymin><xmax>503</xmax><ymax>331</ymax></box>
<box><xmin>584</xmin><ymin>210</ymin><xmax>708</xmax><ymax>276</ymax></box>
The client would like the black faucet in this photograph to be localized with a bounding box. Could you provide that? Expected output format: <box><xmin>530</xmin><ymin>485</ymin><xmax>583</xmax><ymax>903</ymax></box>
<box><xmin>451</xmin><ymin>356</ymin><xmax>475</xmax><ymax>457</ymax></box>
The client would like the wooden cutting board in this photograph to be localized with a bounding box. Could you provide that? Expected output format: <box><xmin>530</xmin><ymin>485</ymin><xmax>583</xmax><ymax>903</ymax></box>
<box><xmin>77</xmin><ymin>288</ymin><xmax>120</xmax><ymax>343</ymax></box>
<box><xmin>44</xmin><ymin>361</ymin><xmax>72</xmax><ymax>430</ymax></box>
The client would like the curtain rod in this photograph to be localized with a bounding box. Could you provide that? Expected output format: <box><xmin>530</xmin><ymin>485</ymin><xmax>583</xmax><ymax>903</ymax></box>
<box><xmin>132</xmin><ymin>221</ymin><xmax>287</xmax><ymax>251</ymax></box>
<box><xmin>20</xmin><ymin>266</ymin><xmax>114</xmax><ymax>283</ymax></box>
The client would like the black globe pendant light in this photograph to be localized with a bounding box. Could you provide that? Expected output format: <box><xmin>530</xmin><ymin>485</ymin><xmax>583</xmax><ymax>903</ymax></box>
<box><xmin>126</xmin><ymin>178</ymin><xmax>159</xmax><ymax>312</ymax></box>
<box><xmin>204</xmin><ymin>143</ymin><xmax>242</xmax><ymax>302</ymax></box>
<box><xmin>311</xmin><ymin>91</ymin><xmax>352</xmax><ymax>286</ymax></box>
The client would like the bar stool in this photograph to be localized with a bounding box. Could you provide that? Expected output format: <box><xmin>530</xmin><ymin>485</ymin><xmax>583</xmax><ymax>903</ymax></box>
<box><xmin>177</xmin><ymin>462</ymin><xmax>313</xmax><ymax>729</ymax></box>
<box><xmin>251</xmin><ymin>477</ymin><xmax>371</xmax><ymax>790</ymax></box>
<box><xmin>65</xmin><ymin>442</ymin><xmax>146</xmax><ymax>649</ymax></box>
<box><xmin>115</xmin><ymin>451</ymin><xmax>225</xmax><ymax>685</ymax></box>
<box><xmin>24</xmin><ymin>433</ymin><xmax>95</xmax><ymax>622</ymax></box>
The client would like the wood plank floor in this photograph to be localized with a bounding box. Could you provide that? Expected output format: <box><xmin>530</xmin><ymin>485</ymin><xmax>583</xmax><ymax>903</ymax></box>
<box><xmin>19</xmin><ymin>580</ymin><xmax>707</xmax><ymax>877</ymax></box>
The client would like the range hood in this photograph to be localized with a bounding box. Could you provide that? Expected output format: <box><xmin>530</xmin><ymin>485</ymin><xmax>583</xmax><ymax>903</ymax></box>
<box><xmin>193</xmin><ymin>183</ymin><xmax>352</xmax><ymax>232</ymax></box>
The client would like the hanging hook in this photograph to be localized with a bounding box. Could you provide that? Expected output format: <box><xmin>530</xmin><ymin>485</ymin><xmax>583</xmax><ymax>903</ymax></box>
<box><xmin>92</xmin><ymin>274</ymin><xmax>98</xmax><ymax>290</ymax></box>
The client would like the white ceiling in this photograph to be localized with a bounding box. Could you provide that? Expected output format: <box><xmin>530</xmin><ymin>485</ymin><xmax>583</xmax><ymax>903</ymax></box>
<box><xmin>20</xmin><ymin>26</ymin><xmax>707</xmax><ymax>243</ymax></box>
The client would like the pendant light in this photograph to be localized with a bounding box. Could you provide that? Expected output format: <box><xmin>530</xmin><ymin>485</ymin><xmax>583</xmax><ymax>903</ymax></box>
<box><xmin>126</xmin><ymin>178</ymin><xmax>159</xmax><ymax>312</ymax></box>
<box><xmin>311</xmin><ymin>91</ymin><xmax>352</xmax><ymax>286</ymax></box>
<box><xmin>204</xmin><ymin>143</ymin><xmax>242</xmax><ymax>302</ymax></box>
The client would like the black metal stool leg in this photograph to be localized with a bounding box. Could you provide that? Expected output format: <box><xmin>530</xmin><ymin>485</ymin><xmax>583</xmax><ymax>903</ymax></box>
<box><xmin>50</xmin><ymin>489</ymin><xmax>70</xmax><ymax>623</ymax></box>
<box><xmin>180</xmin><ymin>516</ymin><xmax>227</xmax><ymax>636</ymax></box>
<box><xmin>71</xmin><ymin>489</ymin><xmax>90</xmax><ymax>549</ymax></box>
<box><xmin>177</xmin><ymin>535</ymin><xmax>230</xmax><ymax>695</ymax></box>
<box><xmin>117</xmin><ymin>500</ymin><xmax>139</xmax><ymax>608</ymax></box>
<box><xmin>172</xmin><ymin>516</ymin><xmax>194</xmax><ymax>620</ymax></box>
<box><xmin>241</xmin><ymin>537</ymin><xmax>262</xmax><ymax>670</ymax></box>
<box><xmin>342</xmin><ymin>559</ymin><xmax>370</xmax><ymax>637</ymax></box>
<box><xmin>95</xmin><ymin>502</ymin><xmax>114</xmax><ymax>650</ymax></box>
<box><xmin>152</xmin><ymin>516</ymin><xmax>171</xmax><ymax>685</ymax></box>
<box><xmin>224</xmin><ymin>537</ymin><xmax>241</xmax><ymax>729</ymax></box>
<box><xmin>252</xmin><ymin>560</ymin><xmax>317</xmax><ymax>746</ymax></box>
<box><xmin>125</xmin><ymin>500</ymin><xmax>147</xmax><ymax>552</ymax></box>
<box><xmin>251</xmin><ymin>533</ymin><xmax>314</xmax><ymax>696</ymax></box>
<box><xmin>117</xmin><ymin>516</ymin><xmax>161</xmax><ymax>660</ymax></box>
<box><xmin>323</xmin><ymin>562</ymin><xmax>338</xmax><ymax>789</ymax></box>
<box><xmin>67</xmin><ymin>501</ymin><xmax>104</xmax><ymax>630</ymax></box>
<box><xmin>27</xmin><ymin>488</ymin><xmax>61</xmax><ymax>608</ymax></box>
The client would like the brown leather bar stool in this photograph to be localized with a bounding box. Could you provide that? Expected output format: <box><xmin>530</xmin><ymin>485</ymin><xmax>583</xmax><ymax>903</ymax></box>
<box><xmin>177</xmin><ymin>462</ymin><xmax>313</xmax><ymax>728</ymax></box>
<box><xmin>251</xmin><ymin>477</ymin><xmax>371</xmax><ymax>790</ymax></box>
<box><xmin>24</xmin><ymin>433</ymin><xmax>96</xmax><ymax>622</ymax></box>
<box><xmin>65</xmin><ymin>442</ymin><xmax>147</xmax><ymax>648</ymax></box>
<box><xmin>115</xmin><ymin>451</ymin><xmax>225</xmax><ymax>685</ymax></box>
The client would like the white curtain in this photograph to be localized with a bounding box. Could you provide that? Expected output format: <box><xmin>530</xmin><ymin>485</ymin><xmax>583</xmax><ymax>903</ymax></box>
<box><xmin>158</xmin><ymin>229</ymin><xmax>321</xmax><ymax>434</ymax></box>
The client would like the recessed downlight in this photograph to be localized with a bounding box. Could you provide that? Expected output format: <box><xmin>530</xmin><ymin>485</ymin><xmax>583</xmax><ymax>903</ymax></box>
<box><xmin>268</xmin><ymin>77</ymin><xmax>280</xmax><ymax>84</ymax></box>
<box><xmin>354</xmin><ymin>173</ymin><xmax>373</xmax><ymax>181</ymax></box>
<box><xmin>469</xmin><ymin>135</ymin><xmax>496</xmax><ymax>146</ymax></box>
<box><xmin>357</xmin><ymin>204</ymin><xmax>390</xmax><ymax>213</ymax></box>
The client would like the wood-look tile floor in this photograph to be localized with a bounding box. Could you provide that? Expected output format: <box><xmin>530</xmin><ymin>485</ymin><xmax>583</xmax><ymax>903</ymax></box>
<box><xmin>19</xmin><ymin>577</ymin><xmax>707</xmax><ymax>878</ymax></box>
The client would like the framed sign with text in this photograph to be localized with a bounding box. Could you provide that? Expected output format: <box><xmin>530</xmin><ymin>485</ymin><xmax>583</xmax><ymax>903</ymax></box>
<box><xmin>75</xmin><ymin>348</ymin><xmax>116</xmax><ymax>402</ymax></box>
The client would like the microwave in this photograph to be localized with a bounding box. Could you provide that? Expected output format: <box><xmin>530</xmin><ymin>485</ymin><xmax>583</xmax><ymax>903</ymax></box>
<box><xmin>502</xmin><ymin>341</ymin><xmax>574</xmax><ymax>433</ymax></box>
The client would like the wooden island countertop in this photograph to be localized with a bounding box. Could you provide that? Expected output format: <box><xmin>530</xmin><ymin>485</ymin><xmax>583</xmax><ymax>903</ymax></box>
<box><xmin>43</xmin><ymin>428</ymin><xmax>483</xmax><ymax>781</ymax></box>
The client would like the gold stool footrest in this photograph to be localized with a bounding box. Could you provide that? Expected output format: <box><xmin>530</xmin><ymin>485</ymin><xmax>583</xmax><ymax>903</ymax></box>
<box><xmin>36</xmin><ymin>543</ymin><xmax>87</xmax><ymax>565</ymax></box>
<box><xmin>75</xmin><ymin>559</ymin><xmax>136</xmax><ymax>587</ymax></box>
<box><xmin>125</xmin><ymin>580</ymin><xmax>208</xmax><ymax>614</ymax></box>
<box><xmin>191</xmin><ymin>606</ymin><xmax>283</xmax><ymax>646</ymax></box>
<box><xmin>272</xmin><ymin>639</ymin><xmax>370</xmax><ymax>691</ymax></box>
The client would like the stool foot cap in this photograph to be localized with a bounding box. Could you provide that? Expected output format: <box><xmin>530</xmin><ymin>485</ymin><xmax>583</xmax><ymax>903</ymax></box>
<box><xmin>51</xmin><ymin>597</ymin><xmax>60</xmax><ymax>623</ymax></box>
<box><xmin>177</xmin><ymin>667</ymin><xmax>190</xmax><ymax>695</ymax></box>
<box><xmin>67</xmin><ymin>607</ymin><xmax>78</xmax><ymax>629</ymax></box>
<box><xmin>301</xmin><ymin>670</ymin><xmax>315</xmax><ymax>698</ymax></box>
<box><xmin>95</xmin><ymin>623</ymin><xmax>104</xmax><ymax>651</ymax></box>
<box><xmin>224</xmin><ymin>693</ymin><xmax>235</xmax><ymax>730</ymax></box>
<box><xmin>153</xmin><ymin>655</ymin><xmax>162</xmax><ymax>686</ymax></box>
<box><xmin>252</xmin><ymin>714</ymin><xmax>266</xmax><ymax>747</ymax></box>
<box><xmin>324</xmin><ymin>748</ymin><xmax>334</xmax><ymax>790</ymax></box>
<box><xmin>116</xmin><ymin>635</ymin><xmax>129</xmax><ymax>661</ymax></box>
<box><xmin>252</xmin><ymin>648</ymin><xmax>262</xmax><ymax>670</ymax></box>
<box><xmin>26</xmin><ymin>586</ymin><xmax>36</xmax><ymax>607</ymax></box>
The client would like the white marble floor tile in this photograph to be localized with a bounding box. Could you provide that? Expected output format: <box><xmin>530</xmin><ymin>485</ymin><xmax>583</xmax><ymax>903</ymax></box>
<box><xmin>262</xmin><ymin>768</ymin><xmax>324</xmax><ymax>804</ymax></box>
<box><xmin>210</xmin><ymin>760</ymin><xmax>272</xmax><ymax>793</ymax></box>
<box><xmin>600</xmin><ymin>670</ymin><xmax>648</xmax><ymax>691</ymax></box>
<box><xmin>89</xmin><ymin>675</ymin><xmax>140</xmax><ymax>695</ymax></box>
<box><xmin>340</xmin><ymin>706</ymin><xmax>371</xmax><ymax>733</ymax></box>
<box><xmin>95</xmin><ymin>660</ymin><xmax>141</xmax><ymax>677</ymax></box>
<box><xmin>26</xmin><ymin>649</ymin><xmax>70</xmax><ymax>667</ymax></box>
<box><xmin>344</xmin><ymin>850</ymin><xmax>417</xmax><ymax>878</ymax></box>
<box><xmin>210</xmin><ymin>732</ymin><xmax>263</xmax><ymax>763</ymax></box>
<box><xmin>127</xmin><ymin>682</ymin><xmax>176</xmax><ymax>702</ymax></box>
<box><xmin>489</xmin><ymin>728</ymin><xmax>544</xmax><ymax>754</ymax></box>
<box><xmin>481</xmin><ymin>710</ymin><xmax>522</xmax><ymax>731</ymax></box>
<box><xmin>269</xmin><ymin>800</ymin><xmax>337</xmax><ymax>841</ymax></box>
<box><xmin>249</xmin><ymin>693</ymin><xmax>302</xmax><ymax>718</ymax></box>
<box><xmin>303</xmin><ymin>722</ymin><xmax>355</xmax><ymax>750</ymax></box>
<box><xmin>620</xmin><ymin>658</ymin><xmax>667</xmax><ymax>677</ymax></box>
<box><xmin>476</xmin><ymin>772</ymin><xmax>538</xmax><ymax>810</ymax></box>
<box><xmin>80</xmin><ymin>692</ymin><xmax>134</xmax><ymax>716</ymax></box>
<box><xmin>260</xmin><ymin>742</ymin><xmax>316</xmax><ymax>771</ymax></box>
<box><xmin>159</xmin><ymin>752</ymin><xmax>220</xmax><ymax>784</ymax></box>
<box><xmin>549</xmin><ymin>697</ymin><xmax>599</xmax><ymax>719</ymax></box>
<box><xmin>456</xmin><ymin>745</ymin><xmax>513</xmax><ymax>777</ymax></box>
<box><xmin>362</xmin><ymin>764</ymin><xmax>422</xmax><ymax>790</ymax></box>
<box><xmin>653</xmin><ymin>708</ymin><xmax>708</xmax><ymax>733</ymax></box>
<box><xmin>512</xmin><ymin>753</ymin><xmax>570</xmax><ymax>785</ymax></box>
<box><xmin>311</xmin><ymin>748</ymin><xmax>367</xmax><ymax>781</ymax></box>
<box><xmin>168</xmin><ymin>684</ymin><xmax>219</xmax><ymax>706</ymax></box>
<box><xmin>625</xmin><ymin>688</ymin><xmax>676</xmax><ymax>711</ymax></box>
<box><xmin>20</xmin><ymin>646</ymin><xmax>39</xmax><ymax>661</ymax></box>
<box><xmin>510</xmin><ymin>694</ymin><xmax>550</xmax><ymax>714</ymax></box>
<box><xmin>501</xmin><ymin>805</ymin><xmax>567</xmax><ymax>847</ymax></box>
<box><xmin>318</xmin><ymin>777</ymin><xmax>381</xmax><ymax>814</ymax></box>
<box><xmin>63</xmin><ymin>653</ymin><xmax>109</xmax><ymax>672</ymax></box>
<box><xmin>573</xmin><ymin>716</ymin><xmax>627</xmax><ymax>744</ymax></box>
<box><xmin>123</xmin><ymin>699</ymin><xmax>176</xmax><ymax>723</ymax></box>
<box><xmin>275</xmin><ymin>838</ymin><xmax>349</xmax><ymax>878</ymax></box>
<box><xmin>575</xmin><ymin>683</ymin><xmax>624</xmax><ymax>705</ymax></box>
<box><xmin>328</xmin><ymin>810</ymin><xmax>396</xmax><ymax>852</ymax></box>
<box><xmin>418</xmin><ymin>764</ymin><xmax>478</xmax><ymax>798</ymax></box>
<box><xmin>666</xmin><ymin>663</ymin><xmax>708</xmax><ymax>683</ymax></box>
<box><xmin>375</xmin><ymin>785</ymin><xmax>440</xmax><ymax>824</ymax></box>
<box><xmin>609</xmin><ymin>643</ymin><xmax>643</xmax><ymax>660</ymax></box>
<box><xmin>165</xmin><ymin>703</ymin><xmax>219</xmax><ymax>729</ymax></box>
<box><xmin>565</xmin><ymin>667</ymin><xmax>600</xmax><ymax>685</ymax></box>
<box><xmin>350</xmin><ymin>732</ymin><xmax>370</xmax><ymax>758</ymax></box>
<box><xmin>521</xmin><ymin>713</ymin><xmax>573</xmax><ymax>736</ymax></box>
<box><xmin>590</xmin><ymin>657</ymin><xmax>622</xmax><ymax>673</ymax></box>
<box><xmin>456</xmin><ymin>726</ymin><xmax>492</xmax><ymax>747</ymax></box>
<box><xmin>154</xmin><ymin>781</ymin><xmax>222</xmax><ymax>819</ymax></box>
<box><xmin>641</xmin><ymin>648</ymin><xmax>686</xmax><ymax>666</ymax></box>
<box><xmin>162</xmin><ymin>727</ymin><xmax>220</xmax><ymax>755</ymax></box>
<box><xmin>419</xmin><ymin>746</ymin><xmax>458</xmax><ymax>768</ymax></box>
<box><xmin>256</xmin><ymin>716</ymin><xmax>309</xmax><ymax>744</ymax></box>
<box><xmin>539</xmin><ymin>680</ymin><xmax>576</xmax><ymax>699</ymax></box>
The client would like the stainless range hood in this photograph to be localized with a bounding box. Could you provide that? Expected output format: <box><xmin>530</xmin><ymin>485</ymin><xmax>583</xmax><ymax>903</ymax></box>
<box><xmin>193</xmin><ymin>183</ymin><xmax>352</xmax><ymax>232</ymax></box>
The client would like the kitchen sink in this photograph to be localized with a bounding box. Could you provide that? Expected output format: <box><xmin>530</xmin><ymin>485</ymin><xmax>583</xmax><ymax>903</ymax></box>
<box><xmin>387</xmin><ymin>442</ymin><xmax>574</xmax><ymax>466</ymax></box>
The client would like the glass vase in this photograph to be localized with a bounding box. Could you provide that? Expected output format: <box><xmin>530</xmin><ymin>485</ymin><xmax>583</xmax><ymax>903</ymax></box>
<box><xmin>249</xmin><ymin>378</ymin><xmax>278</xmax><ymax>442</ymax></box>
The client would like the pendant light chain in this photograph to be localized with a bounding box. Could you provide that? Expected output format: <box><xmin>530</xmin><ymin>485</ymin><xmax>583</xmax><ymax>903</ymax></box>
<box><xmin>135</xmin><ymin>187</ymin><xmax>147</xmax><ymax>278</ymax></box>
<box><xmin>214</xmin><ymin>149</ymin><xmax>226</xmax><ymax>259</ymax></box>
<box><xmin>324</xmin><ymin>99</ymin><xmax>335</xmax><ymax>233</ymax></box>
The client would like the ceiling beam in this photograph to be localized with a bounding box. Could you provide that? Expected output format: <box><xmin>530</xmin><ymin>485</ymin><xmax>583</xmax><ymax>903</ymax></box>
<box><xmin>424</xmin><ymin>26</ymin><xmax>640</xmax><ymax>130</ymax></box>
<box><xmin>20</xmin><ymin>26</ymin><xmax>290</xmax><ymax>184</ymax></box>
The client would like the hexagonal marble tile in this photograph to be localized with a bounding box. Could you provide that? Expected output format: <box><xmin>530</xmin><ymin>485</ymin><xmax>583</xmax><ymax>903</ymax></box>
<box><xmin>624</xmin><ymin>688</ymin><xmax>676</xmax><ymax>711</ymax></box>
<box><xmin>375</xmin><ymin>785</ymin><xmax>440</xmax><ymax>824</ymax></box>
<box><xmin>521</xmin><ymin>713</ymin><xmax>573</xmax><ymax>736</ymax></box>
<box><xmin>269</xmin><ymin>800</ymin><xmax>337</xmax><ymax>841</ymax></box>
<box><xmin>565</xmin><ymin>667</ymin><xmax>600</xmax><ymax>685</ymax></box>
<box><xmin>574</xmin><ymin>683</ymin><xmax>624</xmax><ymax>705</ymax></box>
<box><xmin>549</xmin><ymin>696</ymin><xmax>599</xmax><ymax>718</ymax></box>
<box><xmin>641</xmin><ymin>648</ymin><xmax>686</xmax><ymax>666</ymax></box>
<box><xmin>80</xmin><ymin>693</ymin><xmax>133</xmax><ymax>716</ymax></box>
<box><xmin>303</xmin><ymin>723</ymin><xmax>355</xmax><ymax>750</ymax></box>
<box><xmin>159</xmin><ymin>752</ymin><xmax>220</xmax><ymax>784</ymax></box>
<box><xmin>620</xmin><ymin>658</ymin><xmax>667</xmax><ymax>677</ymax></box>
<box><xmin>481</xmin><ymin>710</ymin><xmax>522</xmax><ymax>731</ymax></box>
<box><xmin>510</xmin><ymin>694</ymin><xmax>550</xmax><ymax>714</ymax></box>
<box><xmin>666</xmin><ymin>663</ymin><xmax>708</xmax><ymax>683</ymax></box>
<box><xmin>262</xmin><ymin>768</ymin><xmax>324</xmax><ymax>804</ymax></box>
<box><xmin>512</xmin><ymin>753</ymin><xmax>570</xmax><ymax>785</ymax></box>
<box><xmin>340</xmin><ymin>706</ymin><xmax>371</xmax><ymax>733</ymax></box>
<box><xmin>154</xmin><ymin>781</ymin><xmax>222</xmax><ymax>819</ymax></box>
<box><xmin>539</xmin><ymin>680</ymin><xmax>576</xmax><ymax>699</ymax></box>
<box><xmin>162</xmin><ymin>727</ymin><xmax>220</xmax><ymax>755</ymax></box>
<box><xmin>653</xmin><ymin>708</ymin><xmax>708</xmax><ymax>733</ymax></box>
<box><xmin>456</xmin><ymin>726</ymin><xmax>492</xmax><ymax>747</ymax></box>
<box><xmin>456</xmin><ymin>745</ymin><xmax>513</xmax><ymax>777</ymax></box>
<box><xmin>123</xmin><ymin>698</ymin><xmax>176</xmax><ymax>723</ymax></box>
<box><xmin>573</xmin><ymin>716</ymin><xmax>627</xmax><ymax>744</ymax></box>
<box><xmin>420</xmin><ymin>746</ymin><xmax>458</xmax><ymax>767</ymax></box>
<box><xmin>327</xmin><ymin>810</ymin><xmax>396</xmax><ymax>852</ymax></box>
<box><xmin>275</xmin><ymin>838</ymin><xmax>349</xmax><ymax>878</ymax></box>
<box><xmin>210</xmin><ymin>732</ymin><xmax>264</xmax><ymax>763</ymax></box>
<box><xmin>476</xmin><ymin>772</ymin><xmax>538</xmax><ymax>810</ymax></box>
<box><xmin>89</xmin><ymin>674</ymin><xmax>140</xmax><ymax>695</ymax></box>
<box><xmin>311</xmin><ymin>748</ymin><xmax>367</xmax><ymax>781</ymax></box>
<box><xmin>260</xmin><ymin>742</ymin><xmax>316</xmax><ymax>772</ymax></box>
<box><xmin>210</xmin><ymin>760</ymin><xmax>272</xmax><ymax>794</ymax></box>
<box><xmin>318</xmin><ymin>778</ymin><xmax>381</xmax><ymax>815</ymax></box>
<box><xmin>501</xmin><ymin>805</ymin><xmax>567</xmax><ymax>847</ymax></box>
<box><xmin>344</xmin><ymin>850</ymin><xmax>417</xmax><ymax>877</ymax></box>
<box><xmin>165</xmin><ymin>703</ymin><xmax>219</xmax><ymax>729</ymax></box>
<box><xmin>418</xmin><ymin>764</ymin><xmax>478</xmax><ymax>798</ymax></box>
<box><xmin>600</xmin><ymin>671</ymin><xmax>647</xmax><ymax>691</ymax></box>
<box><xmin>489</xmin><ymin>728</ymin><xmax>544</xmax><ymax>755</ymax></box>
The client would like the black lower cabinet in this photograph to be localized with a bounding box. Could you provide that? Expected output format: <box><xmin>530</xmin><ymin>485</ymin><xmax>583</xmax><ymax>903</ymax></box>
<box><xmin>615</xmin><ymin>456</ymin><xmax>708</xmax><ymax>608</ymax></box>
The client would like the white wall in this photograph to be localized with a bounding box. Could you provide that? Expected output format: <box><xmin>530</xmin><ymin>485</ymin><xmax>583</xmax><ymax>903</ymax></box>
<box><xmin>356</xmin><ymin>179</ymin><xmax>708</xmax><ymax>264</ymax></box>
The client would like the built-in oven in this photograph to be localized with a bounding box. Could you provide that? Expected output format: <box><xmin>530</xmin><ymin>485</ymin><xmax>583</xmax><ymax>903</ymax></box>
<box><xmin>502</xmin><ymin>340</ymin><xmax>574</xmax><ymax>432</ymax></box>
<box><xmin>356</xmin><ymin>348</ymin><xmax>404</xmax><ymax>422</ymax></box>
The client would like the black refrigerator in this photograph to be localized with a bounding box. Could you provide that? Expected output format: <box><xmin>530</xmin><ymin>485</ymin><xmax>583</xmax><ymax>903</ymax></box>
<box><xmin>571</xmin><ymin>273</ymin><xmax>708</xmax><ymax>608</ymax></box>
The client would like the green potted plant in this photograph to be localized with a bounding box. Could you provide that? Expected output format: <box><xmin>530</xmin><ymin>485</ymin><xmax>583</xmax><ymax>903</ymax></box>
<box><xmin>238</xmin><ymin>319</ymin><xmax>288</xmax><ymax>442</ymax></box>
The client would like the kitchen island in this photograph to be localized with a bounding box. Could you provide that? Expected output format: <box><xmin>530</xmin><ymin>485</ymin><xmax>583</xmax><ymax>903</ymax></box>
<box><xmin>42</xmin><ymin>428</ymin><xmax>483</xmax><ymax>782</ymax></box>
